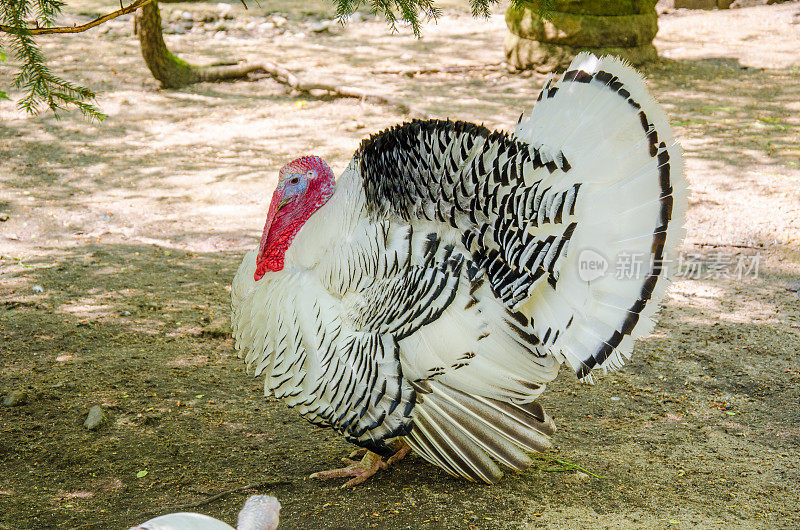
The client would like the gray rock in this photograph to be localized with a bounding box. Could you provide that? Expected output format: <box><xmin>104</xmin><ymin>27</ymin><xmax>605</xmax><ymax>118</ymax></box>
<box><xmin>202</xmin><ymin>317</ymin><xmax>231</xmax><ymax>339</ymax></box>
<box><xmin>32</xmin><ymin>285</ymin><xmax>44</xmax><ymax>294</ymax></box>
<box><xmin>3</xmin><ymin>390</ymin><xmax>27</xmax><ymax>407</ymax></box>
<box><xmin>217</xmin><ymin>3</ymin><xmax>234</xmax><ymax>19</ymax></box>
<box><xmin>258</xmin><ymin>21</ymin><xmax>276</xmax><ymax>33</ymax></box>
<box><xmin>164</xmin><ymin>23</ymin><xmax>186</xmax><ymax>35</ymax></box>
<box><xmin>84</xmin><ymin>405</ymin><xmax>106</xmax><ymax>430</ymax></box>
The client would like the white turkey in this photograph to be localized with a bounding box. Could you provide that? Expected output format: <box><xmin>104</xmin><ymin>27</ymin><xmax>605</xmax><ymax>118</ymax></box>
<box><xmin>231</xmin><ymin>53</ymin><xmax>688</xmax><ymax>486</ymax></box>
<box><xmin>130</xmin><ymin>495</ymin><xmax>280</xmax><ymax>530</ymax></box>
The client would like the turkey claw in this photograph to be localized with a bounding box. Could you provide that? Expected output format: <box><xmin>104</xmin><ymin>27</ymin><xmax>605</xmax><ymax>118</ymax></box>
<box><xmin>310</xmin><ymin>440</ymin><xmax>412</xmax><ymax>488</ymax></box>
<box><xmin>348</xmin><ymin>448</ymin><xmax>368</xmax><ymax>459</ymax></box>
<box><xmin>310</xmin><ymin>451</ymin><xmax>387</xmax><ymax>488</ymax></box>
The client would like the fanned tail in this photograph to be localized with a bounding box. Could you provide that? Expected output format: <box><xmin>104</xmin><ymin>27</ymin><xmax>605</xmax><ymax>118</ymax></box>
<box><xmin>404</xmin><ymin>382</ymin><xmax>556</xmax><ymax>483</ymax></box>
<box><xmin>514</xmin><ymin>53</ymin><xmax>688</xmax><ymax>381</ymax></box>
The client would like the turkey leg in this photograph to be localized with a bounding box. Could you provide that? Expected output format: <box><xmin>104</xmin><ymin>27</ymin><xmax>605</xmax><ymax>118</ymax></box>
<box><xmin>309</xmin><ymin>438</ymin><xmax>411</xmax><ymax>488</ymax></box>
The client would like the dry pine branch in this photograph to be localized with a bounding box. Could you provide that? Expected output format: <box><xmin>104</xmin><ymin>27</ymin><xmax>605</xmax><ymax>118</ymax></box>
<box><xmin>197</xmin><ymin>61</ymin><xmax>430</xmax><ymax>118</ymax></box>
<box><xmin>372</xmin><ymin>62</ymin><xmax>506</xmax><ymax>76</ymax></box>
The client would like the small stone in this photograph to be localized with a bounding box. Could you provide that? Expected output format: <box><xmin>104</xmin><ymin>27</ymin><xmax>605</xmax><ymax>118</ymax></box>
<box><xmin>610</xmin><ymin>396</ymin><xmax>621</xmax><ymax>401</ymax></box>
<box><xmin>213</xmin><ymin>30</ymin><xmax>227</xmax><ymax>40</ymax></box>
<box><xmin>202</xmin><ymin>317</ymin><xmax>231</xmax><ymax>338</ymax></box>
<box><xmin>122</xmin><ymin>310</ymin><xmax>132</xmax><ymax>317</ymax></box>
<box><xmin>271</xmin><ymin>15</ymin><xmax>287</xmax><ymax>27</ymax></box>
<box><xmin>180</xmin><ymin>11</ymin><xmax>193</xmax><ymax>21</ymax></box>
<box><xmin>258</xmin><ymin>21</ymin><xmax>275</xmax><ymax>32</ymax></box>
<box><xmin>343</xmin><ymin>121</ymin><xmax>366</xmax><ymax>132</ymax></box>
<box><xmin>3</xmin><ymin>390</ymin><xmax>27</xmax><ymax>407</ymax></box>
<box><xmin>310</xmin><ymin>21</ymin><xmax>330</xmax><ymax>33</ymax></box>
<box><xmin>84</xmin><ymin>406</ymin><xmax>106</xmax><ymax>430</ymax></box>
<box><xmin>32</xmin><ymin>285</ymin><xmax>44</xmax><ymax>294</ymax></box>
<box><xmin>217</xmin><ymin>3</ymin><xmax>234</xmax><ymax>19</ymax></box>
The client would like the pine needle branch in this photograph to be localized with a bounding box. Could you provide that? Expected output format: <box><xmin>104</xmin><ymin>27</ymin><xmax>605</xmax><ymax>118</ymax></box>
<box><xmin>0</xmin><ymin>0</ymin><xmax>152</xmax><ymax>35</ymax></box>
<box><xmin>0</xmin><ymin>0</ymin><xmax>113</xmax><ymax>120</ymax></box>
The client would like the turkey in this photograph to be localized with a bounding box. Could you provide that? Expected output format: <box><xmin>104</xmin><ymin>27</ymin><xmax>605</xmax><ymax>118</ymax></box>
<box><xmin>231</xmin><ymin>53</ymin><xmax>688</xmax><ymax>486</ymax></box>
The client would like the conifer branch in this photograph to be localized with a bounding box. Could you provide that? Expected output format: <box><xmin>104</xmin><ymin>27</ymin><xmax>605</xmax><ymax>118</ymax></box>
<box><xmin>0</xmin><ymin>0</ymin><xmax>152</xmax><ymax>35</ymax></box>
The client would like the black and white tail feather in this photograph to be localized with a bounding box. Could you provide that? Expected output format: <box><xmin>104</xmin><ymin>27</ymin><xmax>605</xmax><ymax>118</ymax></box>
<box><xmin>513</xmin><ymin>53</ymin><xmax>688</xmax><ymax>381</ymax></box>
<box><xmin>231</xmin><ymin>53</ymin><xmax>687</xmax><ymax>485</ymax></box>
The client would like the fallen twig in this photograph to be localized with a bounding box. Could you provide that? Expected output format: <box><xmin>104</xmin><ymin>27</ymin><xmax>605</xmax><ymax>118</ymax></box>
<box><xmin>196</xmin><ymin>61</ymin><xmax>430</xmax><ymax>118</ymax></box>
<box><xmin>372</xmin><ymin>62</ymin><xmax>506</xmax><ymax>76</ymax></box>
<box><xmin>0</xmin><ymin>0</ymin><xmax>152</xmax><ymax>35</ymax></box>
<box><xmin>691</xmin><ymin>242</ymin><xmax>763</xmax><ymax>250</ymax></box>
<box><xmin>135</xmin><ymin>479</ymin><xmax>290</xmax><ymax>520</ymax></box>
<box><xmin>532</xmin><ymin>454</ymin><xmax>604</xmax><ymax>479</ymax></box>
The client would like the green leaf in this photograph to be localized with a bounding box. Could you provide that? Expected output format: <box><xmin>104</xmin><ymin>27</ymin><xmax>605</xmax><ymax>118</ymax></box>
<box><xmin>0</xmin><ymin>90</ymin><xmax>8</xmax><ymax>101</ymax></box>
<box><xmin>136</xmin><ymin>470</ymin><xmax>148</xmax><ymax>478</ymax></box>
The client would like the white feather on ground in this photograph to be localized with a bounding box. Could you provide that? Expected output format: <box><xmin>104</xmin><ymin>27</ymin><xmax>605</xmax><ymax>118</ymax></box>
<box><xmin>130</xmin><ymin>495</ymin><xmax>280</xmax><ymax>530</ymax></box>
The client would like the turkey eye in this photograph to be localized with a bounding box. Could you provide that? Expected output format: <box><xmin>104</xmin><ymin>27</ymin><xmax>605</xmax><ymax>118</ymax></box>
<box><xmin>290</xmin><ymin>177</ymin><xmax>300</xmax><ymax>185</ymax></box>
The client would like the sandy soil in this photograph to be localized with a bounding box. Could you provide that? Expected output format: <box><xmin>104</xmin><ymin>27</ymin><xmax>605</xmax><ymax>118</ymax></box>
<box><xmin>1</xmin><ymin>1</ymin><xmax>799</xmax><ymax>528</ymax></box>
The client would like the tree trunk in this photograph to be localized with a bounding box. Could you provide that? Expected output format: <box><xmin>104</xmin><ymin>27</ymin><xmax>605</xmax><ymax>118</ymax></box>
<box><xmin>134</xmin><ymin>0</ymin><xmax>200</xmax><ymax>88</ymax></box>
<box><xmin>129</xmin><ymin>1</ymin><xmax>426</xmax><ymax>116</ymax></box>
<box><xmin>504</xmin><ymin>0</ymin><xmax>659</xmax><ymax>72</ymax></box>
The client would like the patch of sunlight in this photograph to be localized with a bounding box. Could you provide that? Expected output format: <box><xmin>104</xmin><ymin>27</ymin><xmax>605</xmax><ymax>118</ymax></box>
<box><xmin>57</xmin><ymin>491</ymin><xmax>94</xmax><ymax>500</ymax></box>
<box><xmin>718</xmin><ymin>299</ymin><xmax>782</xmax><ymax>325</ymax></box>
<box><xmin>166</xmin><ymin>355</ymin><xmax>209</xmax><ymax>367</ymax></box>
<box><xmin>58</xmin><ymin>296</ymin><xmax>117</xmax><ymax>320</ymax></box>
<box><xmin>670</xmin><ymin>280</ymin><xmax>726</xmax><ymax>303</ymax></box>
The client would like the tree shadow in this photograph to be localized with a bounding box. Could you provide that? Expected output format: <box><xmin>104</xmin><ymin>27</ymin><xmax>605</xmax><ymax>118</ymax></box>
<box><xmin>645</xmin><ymin>56</ymin><xmax>799</xmax><ymax>174</ymax></box>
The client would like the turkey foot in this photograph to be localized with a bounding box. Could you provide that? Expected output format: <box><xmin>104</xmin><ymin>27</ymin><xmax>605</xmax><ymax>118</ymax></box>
<box><xmin>310</xmin><ymin>439</ymin><xmax>410</xmax><ymax>488</ymax></box>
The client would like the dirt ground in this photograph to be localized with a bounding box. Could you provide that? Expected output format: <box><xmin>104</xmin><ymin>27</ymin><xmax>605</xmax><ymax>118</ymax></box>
<box><xmin>1</xmin><ymin>1</ymin><xmax>799</xmax><ymax>528</ymax></box>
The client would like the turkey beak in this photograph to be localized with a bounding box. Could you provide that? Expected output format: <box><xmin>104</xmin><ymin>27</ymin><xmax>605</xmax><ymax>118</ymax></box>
<box><xmin>275</xmin><ymin>196</ymin><xmax>292</xmax><ymax>213</ymax></box>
